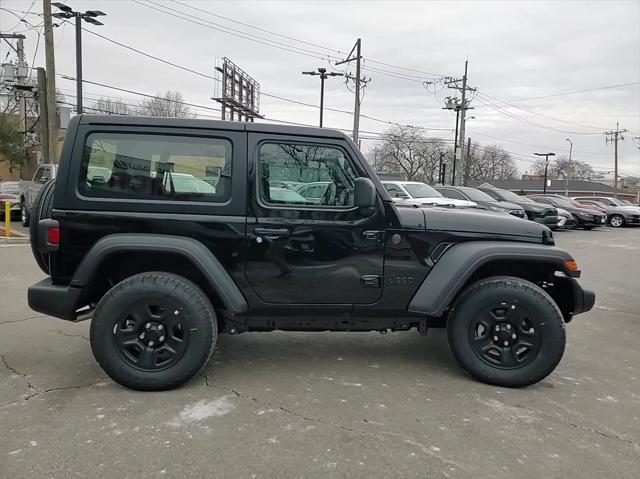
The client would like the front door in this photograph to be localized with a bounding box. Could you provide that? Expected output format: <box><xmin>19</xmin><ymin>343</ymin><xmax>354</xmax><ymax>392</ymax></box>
<box><xmin>245</xmin><ymin>134</ymin><xmax>385</xmax><ymax>305</ymax></box>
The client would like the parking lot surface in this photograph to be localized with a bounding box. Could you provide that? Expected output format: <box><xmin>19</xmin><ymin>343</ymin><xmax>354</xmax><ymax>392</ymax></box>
<box><xmin>1</xmin><ymin>228</ymin><xmax>639</xmax><ymax>478</ymax></box>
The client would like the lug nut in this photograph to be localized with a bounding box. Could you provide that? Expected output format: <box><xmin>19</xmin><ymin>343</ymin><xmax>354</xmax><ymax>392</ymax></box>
<box><xmin>148</xmin><ymin>341</ymin><xmax>155</xmax><ymax>347</ymax></box>
<box><xmin>503</xmin><ymin>341</ymin><xmax>509</xmax><ymax>346</ymax></box>
<box><xmin>495</xmin><ymin>325</ymin><xmax>500</xmax><ymax>331</ymax></box>
<box><xmin>174</xmin><ymin>310</ymin><xmax>179</xmax><ymax>316</ymax></box>
<box><xmin>145</xmin><ymin>323</ymin><xmax>151</xmax><ymax>329</ymax></box>
<box><xmin>159</xmin><ymin>336</ymin><xmax>165</xmax><ymax>342</ymax></box>
<box><xmin>512</xmin><ymin>333</ymin><xmax>517</xmax><ymax>339</ymax></box>
<box><xmin>506</xmin><ymin>324</ymin><xmax>511</xmax><ymax>330</ymax></box>
<box><xmin>158</xmin><ymin>325</ymin><xmax>163</xmax><ymax>331</ymax></box>
<box><xmin>493</xmin><ymin>336</ymin><xmax>499</xmax><ymax>341</ymax></box>
<box><xmin>139</xmin><ymin>333</ymin><xmax>145</xmax><ymax>339</ymax></box>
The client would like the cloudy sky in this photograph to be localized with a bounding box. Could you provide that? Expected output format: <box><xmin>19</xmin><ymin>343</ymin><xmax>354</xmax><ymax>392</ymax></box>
<box><xmin>2</xmin><ymin>0</ymin><xmax>639</xmax><ymax>176</ymax></box>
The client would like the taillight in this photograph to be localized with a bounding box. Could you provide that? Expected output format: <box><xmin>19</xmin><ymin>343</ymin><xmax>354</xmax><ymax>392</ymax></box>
<box><xmin>48</xmin><ymin>227</ymin><xmax>60</xmax><ymax>245</ymax></box>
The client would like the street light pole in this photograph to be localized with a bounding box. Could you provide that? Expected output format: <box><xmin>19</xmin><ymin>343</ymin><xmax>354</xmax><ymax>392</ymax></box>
<box><xmin>565</xmin><ymin>138</ymin><xmax>573</xmax><ymax>196</ymax></box>
<box><xmin>302</xmin><ymin>68</ymin><xmax>343</xmax><ymax>127</ymax></box>
<box><xmin>52</xmin><ymin>3</ymin><xmax>106</xmax><ymax>114</ymax></box>
<box><xmin>534</xmin><ymin>152</ymin><xmax>556</xmax><ymax>194</ymax></box>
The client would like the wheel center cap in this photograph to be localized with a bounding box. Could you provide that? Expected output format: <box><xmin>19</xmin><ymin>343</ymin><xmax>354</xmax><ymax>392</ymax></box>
<box><xmin>493</xmin><ymin>323</ymin><xmax>516</xmax><ymax>345</ymax></box>
<box><xmin>140</xmin><ymin>322</ymin><xmax>165</xmax><ymax>346</ymax></box>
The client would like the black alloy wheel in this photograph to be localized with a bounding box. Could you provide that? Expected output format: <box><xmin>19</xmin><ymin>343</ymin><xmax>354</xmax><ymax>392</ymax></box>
<box><xmin>468</xmin><ymin>303</ymin><xmax>542</xmax><ymax>370</ymax></box>
<box><xmin>447</xmin><ymin>276</ymin><xmax>565</xmax><ymax>388</ymax></box>
<box><xmin>112</xmin><ymin>299</ymin><xmax>190</xmax><ymax>371</ymax></box>
<box><xmin>91</xmin><ymin>272</ymin><xmax>217</xmax><ymax>391</ymax></box>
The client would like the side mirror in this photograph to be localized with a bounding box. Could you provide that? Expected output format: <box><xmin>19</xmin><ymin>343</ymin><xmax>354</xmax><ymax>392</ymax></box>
<box><xmin>354</xmin><ymin>177</ymin><xmax>377</xmax><ymax>208</ymax></box>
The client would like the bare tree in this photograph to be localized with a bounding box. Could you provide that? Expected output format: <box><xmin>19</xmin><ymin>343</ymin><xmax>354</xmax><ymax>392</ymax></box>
<box><xmin>138</xmin><ymin>91</ymin><xmax>190</xmax><ymax>118</ymax></box>
<box><xmin>530</xmin><ymin>157</ymin><xmax>594</xmax><ymax>180</ymax></box>
<box><xmin>466</xmin><ymin>143</ymin><xmax>518</xmax><ymax>181</ymax></box>
<box><xmin>89</xmin><ymin>97</ymin><xmax>131</xmax><ymax>116</ymax></box>
<box><xmin>370</xmin><ymin>126</ymin><xmax>439</xmax><ymax>181</ymax></box>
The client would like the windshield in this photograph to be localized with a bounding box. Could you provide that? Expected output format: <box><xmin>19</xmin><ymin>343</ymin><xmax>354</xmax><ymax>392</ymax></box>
<box><xmin>461</xmin><ymin>188</ymin><xmax>496</xmax><ymax>202</ymax></box>
<box><xmin>402</xmin><ymin>183</ymin><xmax>443</xmax><ymax>198</ymax></box>
<box><xmin>494</xmin><ymin>189</ymin><xmax>526</xmax><ymax>202</ymax></box>
<box><xmin>549</xmin><ymin>197</ymin><xmax>574</xmax><ymax>209</ymax></box>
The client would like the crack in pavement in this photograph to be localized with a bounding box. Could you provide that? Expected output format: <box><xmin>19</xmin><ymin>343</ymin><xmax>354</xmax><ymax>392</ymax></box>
<box><xmin>1</xmin><ymin>353</ymin><xmax>101</xmax><ymax>408</ymax></box>
<box><xmin>1</xmin><ymin>353</ymin><xmax>37</xmax><ymax>391</ymax></box>
<box><xmin>0</xmin><ymin>382</ymin><xmax>103</xmax><ymax>408</ymax></box>
<box><xmin>199</xmin><ymin>373</ymin><xmax>469</xmax><ymax>473</ymax></box>
<box><xmin>56</xmin><ymin>330</ymin><xmax>89</xmax><ymax>341</ymax></box>
<box><xmin>0</xmin><ymin>314</ymin><xmax>47</xmax><ymax>326</ymax></box>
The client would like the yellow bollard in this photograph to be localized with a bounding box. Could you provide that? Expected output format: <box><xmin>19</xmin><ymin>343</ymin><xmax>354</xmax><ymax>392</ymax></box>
<box><xmin>4</xmin><ymin>201</ymin><xmax>10</xmax><ymax>238</ymax></box>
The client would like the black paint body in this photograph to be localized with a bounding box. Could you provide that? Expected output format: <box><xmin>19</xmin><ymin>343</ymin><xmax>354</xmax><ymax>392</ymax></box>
<box><xmin>30</xmin><ymin>115</ymin><xmax>594</xmax><ymax>332</ymax></box>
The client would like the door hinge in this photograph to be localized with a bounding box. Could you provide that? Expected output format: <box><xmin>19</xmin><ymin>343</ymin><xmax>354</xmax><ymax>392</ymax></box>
<box><xmin>361</xmin><ymin>274</ymin><xmax>382</xmax><ymax>288</ymax></box>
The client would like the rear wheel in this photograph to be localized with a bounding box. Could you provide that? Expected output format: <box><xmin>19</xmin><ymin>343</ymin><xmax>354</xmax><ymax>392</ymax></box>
<box><xmin>90</xmin><ymin>272</ymin><xmax>217</xmax><ymax>391</ymax></box>
<box><xmin>29</xmin><ymin>179</ymin><xmax>56</xmax><ymax>273</ymax></box>
<box><xmin>609</xmin><ymin>214</ymin><xmax>624</xmax><ymax>228</ymax></box>
<box><xmin>447</xmin><ymin>276</ymin><xmax>566</xmax><ymax>388</ymax></box>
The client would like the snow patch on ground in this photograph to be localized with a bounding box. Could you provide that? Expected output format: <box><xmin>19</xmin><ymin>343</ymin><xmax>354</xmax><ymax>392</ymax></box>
<box><xmin>169</xmin><ymin>397</ymin><xmax>234</xmax><ymax>426</ymax></box>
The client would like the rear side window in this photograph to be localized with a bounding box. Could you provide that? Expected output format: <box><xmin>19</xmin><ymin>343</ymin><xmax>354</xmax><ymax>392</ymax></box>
<box><xmin>258</xmin><ymin>142</ymin><xmax>356</xmax><ymax>207</ymax></box>
<box><xmin>439</xmin><ymin>188</ymin><xmax>466</xmax><ymax>201</ymax></box>
<box><xmin>78</xmin><ymin>133</ymin><xmax>232</xmax><ymax>202</ymax></box>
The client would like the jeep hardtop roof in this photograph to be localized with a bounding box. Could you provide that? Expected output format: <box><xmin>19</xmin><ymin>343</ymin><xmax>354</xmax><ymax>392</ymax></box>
<box><xmin>79</xmin><ymin>114</ymin><xmax>350</xmax><ymax>141</ymax></box>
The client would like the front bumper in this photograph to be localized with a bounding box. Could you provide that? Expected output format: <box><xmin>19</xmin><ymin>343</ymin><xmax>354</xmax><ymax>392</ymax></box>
<box><xmin>28</xmin><ymin>278</ymin><xmax>83</xmax><ymax>321</ymax></box>
<box><xmin>568</xmin><ymin>278</ymin><xmax>595</xmax><ymax>320</ymax></box>
<box><xmin>624</xmin><ymin>215</ymin><xmax>640</xmax><ymax>225</ymax></box>
<box><xmin>578</xmin><ymin>215</ymin><xmax>606</xmax><ymax>227</ymax></box>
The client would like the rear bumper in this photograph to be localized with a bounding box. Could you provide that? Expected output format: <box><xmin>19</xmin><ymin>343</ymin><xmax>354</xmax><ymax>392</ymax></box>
<box><xmin>28</xmin><ymin>278</ymin><xmax>82</xmax><ymax>321</ymax></box>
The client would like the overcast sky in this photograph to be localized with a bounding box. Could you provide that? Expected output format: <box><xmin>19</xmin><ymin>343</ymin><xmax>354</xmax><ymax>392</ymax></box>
<box><xmin>2</xmin><ymin>0</ymin><xmax>639</xmax><ymax>176</ymax></box>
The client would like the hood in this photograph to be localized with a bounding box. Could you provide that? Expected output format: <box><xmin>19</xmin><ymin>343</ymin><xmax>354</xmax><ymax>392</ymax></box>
<box><xmin>396</xmin><ymin>206</ymin><xmax>551</xmax><ymax>243</ymax></box>
<box><xmin>392</xmin><ymin>197</ymin><xmax>477</xmax><ymax>208</ymax></box>
<box><xmin>556</xmin><ymin>207</ymin><xmax>572</xmax><ymax>218</ymax></box>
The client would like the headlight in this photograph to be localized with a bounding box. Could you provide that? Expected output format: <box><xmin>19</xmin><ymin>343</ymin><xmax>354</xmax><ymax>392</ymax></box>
<box><xmin>577</xmin><ymin>211</ymin><xmax>589</xmax><ymax>218</ymax></box>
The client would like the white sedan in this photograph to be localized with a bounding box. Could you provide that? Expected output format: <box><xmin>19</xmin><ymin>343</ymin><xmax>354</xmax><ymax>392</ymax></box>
<box><xmin>381</xmin><ymin>180</ymin><xmax>477</xmax><ymax>208</ymax></box>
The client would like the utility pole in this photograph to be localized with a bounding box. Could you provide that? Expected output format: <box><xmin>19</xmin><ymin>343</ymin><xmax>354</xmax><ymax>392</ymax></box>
<box><xmin>534</xmin><ymin>152</ymin><xmax>556</xmax><ymax>193</ymax></box>
<box><xmin>463</xmin><ymin>137</ymin><xmax>472</xmax><ymax>186</ymax></box>
<box><xmin>565</xmin><ymin>138</ymin><xmax>573</xmax><ymax>196</ymax></box>
<box><xmin>335</xmin><ymin>39</ymin><xmax>369</xmax><ymax>144</ymax></box>
<box><xmin>302</xmin><ymin>68</ymin><xmax>343</xmax><ymax>127</ymax></box>
<box><xmin>42</xmin><ymin>0</ymin><xmax>58</xmax><ymax>163</ymax></box>
<box><xmin>36</xmin><ymin>68</ymin><xmax>50</xmax><ymax>166</ymax></box>
<box><xmin>444</xmin><ymin>61</ymin><xmax>475</xmax><ymax>185</ymax></box>
<box><xmin>438</xmin><ymin>152</ymin><xmax>444</xmax><ymax>184</ymax></box>
<box><xmin>51</xmin><ymin>3</ymin><xmax>106</xmax><ymax>114</ymax></box>
<box><xmin>0</xmin><ymin>33</ymin><xmax>28</xmax><ymax>139</ymax></box>
<box><xmin>605</xmin><ymin>123</ymin><xmax>627</xmax><ymax>198</ymax></box>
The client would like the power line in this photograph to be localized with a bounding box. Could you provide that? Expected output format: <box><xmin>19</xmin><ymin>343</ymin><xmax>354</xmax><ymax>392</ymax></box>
<box><xmin>466</xmin><ymin>130</ymin><xmax>610</xmax><ymax>155</ymax></box>
<box><xmin>503</xmin><ymin>82</ymin><xmax>640</xmax><ymax>103</ymax></box>
<box><xmin>475</xmin><ymin>96</ymin><xmax>603</xmax><ymax>136</ymax></box>
<box><xmin>475</xmin><ymin>91</ymin><xmax>607</xmax><ymax>131</ymax></box>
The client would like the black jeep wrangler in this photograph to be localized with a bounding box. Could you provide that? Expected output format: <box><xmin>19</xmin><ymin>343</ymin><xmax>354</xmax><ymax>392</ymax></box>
<box><xmin>27</xmin><ymin>115</ymin><xmax>595</xmax><ymax>391</ymax></box>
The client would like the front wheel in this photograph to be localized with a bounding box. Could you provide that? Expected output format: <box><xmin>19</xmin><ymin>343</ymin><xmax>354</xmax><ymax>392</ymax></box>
<box><xmin>447</xmin><ymin>276</ymin><xmax>566</xmax><ymax>388</ymax></box>
<box><xmin>609</xmin><ymin>214</ymin><xmax>625</xmax><ymax>228</ymax></box>
<box><xmin>90</xmin><ymin>272</ymin><xmax>217</xmax><ymax>391</ymax></box>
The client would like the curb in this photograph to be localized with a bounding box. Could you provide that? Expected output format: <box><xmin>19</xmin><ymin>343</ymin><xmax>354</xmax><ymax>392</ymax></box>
<box><xmin>0</xmin><ymin>236</ymin><xmax>30</xmax><ymax>244</ymax></box>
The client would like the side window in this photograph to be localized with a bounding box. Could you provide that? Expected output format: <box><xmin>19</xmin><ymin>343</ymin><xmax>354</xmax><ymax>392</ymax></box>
<box><xmin>258</xmin><ymin>142</ymin><xmax>356</xmax><ymax>208</ymax></box>
<box><xmin>78</xmin><ymin>133</ymin><xmax>232</xmax><ymax>202</ymax></box>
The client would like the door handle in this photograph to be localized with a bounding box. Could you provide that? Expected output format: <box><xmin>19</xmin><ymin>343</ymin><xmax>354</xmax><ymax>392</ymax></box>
<box><xmin>254</xmin><ymin>227</ymin><xmax>290</xmax><ymax>239</ymax></box>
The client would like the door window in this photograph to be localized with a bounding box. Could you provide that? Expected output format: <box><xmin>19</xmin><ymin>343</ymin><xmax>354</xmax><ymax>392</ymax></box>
<box><xmin>258</xmin><ymin>142</ymin><xmax>356</xmax><ymax>208</ymax></box>
<box><xmin>33</xmin><ymin>166</ymin><xmax>48</xmax><ymax>183</ymax></box>
<box><xmin>79</xmin><ymin>133</ymin><xmax>232</xmax><ymax>202</ymax></box>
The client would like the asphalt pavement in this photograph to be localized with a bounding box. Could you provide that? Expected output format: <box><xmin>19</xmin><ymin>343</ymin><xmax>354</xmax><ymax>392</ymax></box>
<box><xmin>1</xmin><ymin>228</ymin><xmax>639</xmax><ymax>478</ymax></box>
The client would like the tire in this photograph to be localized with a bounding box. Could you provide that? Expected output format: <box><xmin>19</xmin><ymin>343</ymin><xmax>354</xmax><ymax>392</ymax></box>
<box><xmin>609</xmin><ymin>214</ymin><xmax>625</xmax><ymax>228</ymax></box>
<box><xmin>447</xmin><ymin>276</ymin><xmax>566</xmax><ymax>388</ymax></box>
<box><xmin>582</xmin><ymin>225</ymin><xmax>593</xmax><ymax>230</ymax></box>
<box><xmin>29</xmin><ymin>179</ymin><xmax>56</xmax><ymax>274</ymax></box>
<box><xmin>21</xmin><ymin>203</ymin><xmax>30</xmax><ymax>227</ymax></box>
<box><xmin>90</xmin><ymin>272</ymin><xmax>217</xmax><ymax>391</ymax></box>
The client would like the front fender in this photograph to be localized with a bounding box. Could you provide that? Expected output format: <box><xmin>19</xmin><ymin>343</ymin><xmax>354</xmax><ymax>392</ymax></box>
<box><xmin>407</xmin><ymin>241</ymin><xmax>575</xmax><ymax>316</ymax></box>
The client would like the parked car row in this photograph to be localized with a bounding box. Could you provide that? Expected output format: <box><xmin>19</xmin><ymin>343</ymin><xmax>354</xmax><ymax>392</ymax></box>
<box><xmin>379</xmin><ymin>179</ymin><xmax>639</xmax><ymax>231</ymax></box>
